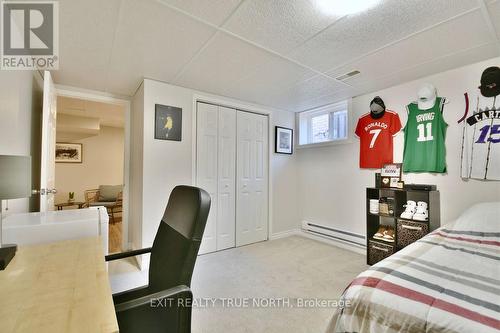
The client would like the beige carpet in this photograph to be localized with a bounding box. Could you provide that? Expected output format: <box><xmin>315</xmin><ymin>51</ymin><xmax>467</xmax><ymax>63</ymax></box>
<box><xmin>108</xmin><ymin>235</ymin><xmax>367</xmax><ymax>333</ymax></box>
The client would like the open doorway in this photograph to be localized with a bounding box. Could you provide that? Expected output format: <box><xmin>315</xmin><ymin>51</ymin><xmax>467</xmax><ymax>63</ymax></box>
<box><xmin>54</xmin><ymin>96</ymin><xmax>126</xmax><ymax>253</ymax></box>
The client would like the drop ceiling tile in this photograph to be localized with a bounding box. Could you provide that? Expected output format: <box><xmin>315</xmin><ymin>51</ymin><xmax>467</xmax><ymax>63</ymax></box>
<box><xmin>105</xmin><ymin>0</ymin><xmax>216</xmax><ymax>95</ymax></box>
<box><xmin>288</xmin><ymin>0</ymin><xmax>480</xmax><ymax>72</ymax></box>
<box><xmin>221</xmin><ymin>57</ymin><xmax>316</xmax><ymax>105</ymax></box>
<box><xmin>285</xmin><ymin>75</ymin><xmax>348</xmax><ymax>99</ymax></box>
<box><xmin>254</xmin><ymin>75</ymin><xmax>348</xmax><ymax>110</ymax></box>
<box><xmin>354</xmin><ymin>43</ymin><xmax>499</xmax><ymax>97</ymax></box>
<box><xmin>327</xmin><ymin>10</ymin><xmax>494</xmax><ymax>88</ymax></box>
<box><xmin>488</xmin><ymin>0</ymin><xmax>500</xmax><ymax>37</ymax></box>
<box><xmin>156</xmin><ymin>0</ymin><xmax>242</xmax><ymax>26</ymax></box>
<box><xmin>57</xmin><ymin>97</ymin><xmax>125</xmax><ymax>128</ymax></box>
<box><xmin>294</xmin><ymin>42</ymin><xmax>498</xmax><ymax>111</ymax></box>
<box><xmin>52</xmin><ymin>0</ymin><xmax>122</xmax><ymax>91</ymax></box>
<box><xmin>223</xmin><ymin>0</ymin><xmax>341</xmax><ymax>54</ymax></box>
<box><xmin>292</xmin><ymin>88</ymin><xmax>359</xmax><ymax>112</ymax></box>
<box><xmin>174</xmin><ymin>32</ymin><xmax>279</xmax><ymax>97</ymax></box>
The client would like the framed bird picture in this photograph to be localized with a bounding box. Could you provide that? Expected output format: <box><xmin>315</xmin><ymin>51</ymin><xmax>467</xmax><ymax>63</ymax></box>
<box><xmin>155</xmin><ymin>104</ymin><xmax>182</xmax><ymax>141</ymax></box>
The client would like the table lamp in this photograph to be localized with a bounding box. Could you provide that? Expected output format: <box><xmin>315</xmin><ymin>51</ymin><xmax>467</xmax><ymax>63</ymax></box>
<box><xmin>0</xmin><ymin>155</ymin><xmax>31</xmax><ymax>270</ymax></box>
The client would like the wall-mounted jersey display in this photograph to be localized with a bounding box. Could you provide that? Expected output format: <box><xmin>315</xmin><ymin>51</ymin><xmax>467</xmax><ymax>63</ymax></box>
<box><xmin>459</xmin><ymin>66</ymin><xmax>500</xmax><ymax>180</ymax></box>
<box><xmin>355</xmin><ymin>96</ymin><xmax>402</xmax><ymax>168</ymax></box>
<box><xmin>403</xmin><ymin>84</ymin><xmax>448</xmax><ymax>173</ymax></box>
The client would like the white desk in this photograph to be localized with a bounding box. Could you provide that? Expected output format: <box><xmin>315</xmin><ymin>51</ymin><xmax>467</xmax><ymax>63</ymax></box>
<box><xmin>0</xmin><ymin>237</ymin><xmax>118</xmax><ymax>333</ymax></box>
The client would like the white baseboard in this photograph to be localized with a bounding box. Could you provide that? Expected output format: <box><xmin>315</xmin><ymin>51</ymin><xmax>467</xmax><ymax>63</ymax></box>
<box><xmin>269</xmin><ymin>229</ymin><xmax>300</xmax><ymax>240</ymax></box>
<box><xmin>298</xmin><ymin>230</ymin><xmax>366</xmax><ymax>255</ymax></box>
<box><xmin>268</xmin><ymin>228</ymin><xmax>366</xmax><ymax>256</ymax></box>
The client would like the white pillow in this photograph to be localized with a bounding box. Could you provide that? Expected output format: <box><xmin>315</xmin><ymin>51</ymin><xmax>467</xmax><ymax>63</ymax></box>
<box><xmin>448</xmin><ymin>202</ymin><xmax>500</xmax><ymax>232</ymax></box>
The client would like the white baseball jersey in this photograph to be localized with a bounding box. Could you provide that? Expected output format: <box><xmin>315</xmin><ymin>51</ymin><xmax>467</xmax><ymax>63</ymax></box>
<box><xmin>460</xmin><ymin>92</ymin><xmax>500</xmax><ymax>180</ymax></box>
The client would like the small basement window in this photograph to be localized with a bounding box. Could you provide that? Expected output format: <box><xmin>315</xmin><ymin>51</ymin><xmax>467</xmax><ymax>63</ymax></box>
<box><xmin>298</xmin><ymin>100</ymin><xmax>349</xmax><ymax>146</ymax></box>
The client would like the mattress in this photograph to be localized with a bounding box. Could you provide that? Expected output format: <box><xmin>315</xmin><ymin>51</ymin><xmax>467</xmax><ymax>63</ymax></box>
<box><xmin>327</xmin><ymin>202</ymin><xmax>500</xmax><ymax>333</ymax></box>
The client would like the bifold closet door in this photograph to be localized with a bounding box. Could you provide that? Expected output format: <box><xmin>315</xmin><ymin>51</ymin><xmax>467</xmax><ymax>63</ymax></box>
<box><xmin>197</xmin><ymin>103</ymin><xmax>236</xmax><ymax>254</ymax></box>
<box><xmin>196</xmin><ymin>103</ymin><xmax>218</xmax><ymax>254</ymax></box>
<box><xmin>236</xmin><ymin>111</ymin><xmax>269</xmax><ymax>247</ymax></box>
<box><xmin>216</xmin><ymin>107</ymin><xmax>236</xmax><ymax>251</ymax></box>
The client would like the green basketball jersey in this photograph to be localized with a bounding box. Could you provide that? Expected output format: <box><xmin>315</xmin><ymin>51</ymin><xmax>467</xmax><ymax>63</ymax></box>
<box><xmin>403</xmin><ymin>97</ymin><xmax>447</xmax><ymax>173</ymax></box>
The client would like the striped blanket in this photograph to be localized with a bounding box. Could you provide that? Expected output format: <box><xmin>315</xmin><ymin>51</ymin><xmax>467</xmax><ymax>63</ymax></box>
<box><xmin>327</xmin><ymin>202</ymin><xmax>500</xmax><ymax>333</ymax></box>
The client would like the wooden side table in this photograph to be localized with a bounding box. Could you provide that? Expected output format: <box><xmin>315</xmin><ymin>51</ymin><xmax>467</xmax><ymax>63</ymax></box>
<box><xmin>54</xmin><ymin>201</ymin><xmax>86</xmax><ymax>210</ymax></box>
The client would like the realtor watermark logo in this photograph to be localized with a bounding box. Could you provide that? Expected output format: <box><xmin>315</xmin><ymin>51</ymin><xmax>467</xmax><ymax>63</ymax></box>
<box><xmin>1</xmin><ymin>0</ymin><xmax>58</xmax><ymax>70</ymax></box>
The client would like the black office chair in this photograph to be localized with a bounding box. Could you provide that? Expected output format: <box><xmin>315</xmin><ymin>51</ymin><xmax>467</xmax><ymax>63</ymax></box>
<box><xmin>106</xmin><ymin>185</ymin><xmax>211</xmax><ymax>333</ymax></box>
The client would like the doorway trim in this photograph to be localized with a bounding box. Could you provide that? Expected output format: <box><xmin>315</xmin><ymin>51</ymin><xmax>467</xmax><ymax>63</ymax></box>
<box><xmin>55</xmin><ymin>84</ymin><xmax>132</xmax><ymax>251</ymax></box>
<box><xmin>191</xmin><ymin>93</ymin><xmax>274</xmax><ymax>244</ymax></box>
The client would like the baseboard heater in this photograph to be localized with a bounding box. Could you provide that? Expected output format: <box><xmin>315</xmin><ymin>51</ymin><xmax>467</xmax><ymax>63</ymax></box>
<box><xmin>301</xmin><ymin>221</ymin><xmax>366</xmax><ymax>249</ymax></box>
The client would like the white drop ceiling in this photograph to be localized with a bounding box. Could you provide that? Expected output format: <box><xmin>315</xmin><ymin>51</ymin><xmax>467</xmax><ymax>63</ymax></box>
<box><xmin>52</xmin><ymin>0</ymin><xmax>500</xmax><ymax>112</ymax></box>
<box><xmin>57</xmin><ymin>96</ymin><xmax>125</xmax><ymax>128</ymax></box>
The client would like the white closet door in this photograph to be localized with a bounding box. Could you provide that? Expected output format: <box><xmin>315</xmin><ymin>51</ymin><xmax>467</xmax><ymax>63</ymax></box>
<box><xmin>196</xmin><ymin>103</ymin><xmax>218</xmax><ymax>254</ymax></box>
<box><xmin>236</xmin><ymin>111</ymin><xmax>269</xmax><ymax>247</ymax></box>
<box><xmin>217</xmin><ymin>107</ymin><xmax>236</xmax><ymax>250</ymax></box>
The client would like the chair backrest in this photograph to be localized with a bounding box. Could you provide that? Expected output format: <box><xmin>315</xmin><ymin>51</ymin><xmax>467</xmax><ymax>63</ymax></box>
<box><xmin>84</xmin><ymin>189</ymin><xmax>99</xmax><ymax>204</ymax></box>
<box><xmin>98</xmin><ymin>185</ymin><xmax>123</xmax><ymax>202</ymax></box>
<box><xmin>148</xmin><ymin>185</ymin><xmax>211</xmax><ymax>292</ymax></box>
<box><xmin>115</xmin><ymin>191</ymin><xmax>123</xmax><ymax>206</ymax></box>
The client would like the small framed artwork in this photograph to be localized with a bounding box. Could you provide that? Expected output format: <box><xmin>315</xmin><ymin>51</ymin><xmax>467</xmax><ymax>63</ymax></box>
<box><xmin>155</xmin><ymin>104</ymin><xmax>182</xmax><ymax>141</ymax></box>
<box><xmin>275</xmin><ymin>126</ymin><xmax>293</xmax><ymax>154</ymax></box>
<box><xmin>381</xmin><ymin>163</ymin><xmax>402</xmax><ymax>188</ymax></box>
<box><xmin>55</xmin><ymin>143</ymin><xmax>83</xmax><ymax>163</ymax></box>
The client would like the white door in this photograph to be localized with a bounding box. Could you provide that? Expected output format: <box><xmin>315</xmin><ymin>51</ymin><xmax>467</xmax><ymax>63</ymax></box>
<box><xmin>236</xmin><ymin>111</ymin><xmax>268</xmax><ymax>246</ymax></box>
<box><xmin>197</xmin><ymin>103</ymin><xmax>218</xmax><ymax>254</ymax></box>
<box><xmin>216</xmin><ymin>107</ymin><xmax>236</xmax><ymax>250</ymax></box>
<box><xmin>40</xmin><ymin>71</ymin><xmax>57</xmax><ymax>212</ymax></box>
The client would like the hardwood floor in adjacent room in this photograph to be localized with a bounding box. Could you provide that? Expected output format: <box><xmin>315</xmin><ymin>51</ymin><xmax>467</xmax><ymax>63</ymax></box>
<box><xmin>109</xmin><ymin>217</ymin><xmax>122</xmax><ymax>253</ymax></box>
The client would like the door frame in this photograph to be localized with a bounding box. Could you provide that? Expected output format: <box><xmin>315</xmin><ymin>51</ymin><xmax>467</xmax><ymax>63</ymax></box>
<box><xmin>54</xmin><ymin>84</ymin><xmax>132</xmax><ymax>251</ymax></box>
<box><xmin>191</xmin><ymin>94</ymin><xmax>274</xmax><ymax>243</ymax></box>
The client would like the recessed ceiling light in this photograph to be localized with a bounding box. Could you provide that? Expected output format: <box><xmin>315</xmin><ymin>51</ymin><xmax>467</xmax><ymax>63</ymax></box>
<box><xmin>315</xmin><ymin>0</ymin><xmax>381</xmax><ymax>16</ymax></box>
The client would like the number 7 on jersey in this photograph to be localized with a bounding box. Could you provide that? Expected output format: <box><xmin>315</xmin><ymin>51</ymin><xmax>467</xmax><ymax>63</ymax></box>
<box><xmin>369</xmin><ymin>129</ymin><xmax>381</xmax><ymax>148</ymax></box>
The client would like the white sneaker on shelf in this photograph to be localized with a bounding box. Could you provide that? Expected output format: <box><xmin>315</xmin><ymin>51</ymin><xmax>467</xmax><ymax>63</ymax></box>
<box><xmin>413</xmin><ymin>201</ymin><xmax>429</xmax><ymax>221</ymax></box>
<box><xmin>400</xmin><ymin>200</ymin><xmax>416</xmax><ymax>219</ymax></box>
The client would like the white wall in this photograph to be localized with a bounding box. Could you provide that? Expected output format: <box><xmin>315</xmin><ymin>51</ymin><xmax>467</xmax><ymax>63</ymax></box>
<box><xmin>0</xmin><ymin>71</ymin><xmax>42</xmax><ymax>213</ymax></box>
<box><xmin>129</xmin><ymin>79</ymin><xmax>299</xmax><ymax>251</ymax></box>
<box><xmin>270</xmin><ymin>110</ymin><xmax>300</xmax><ymax>234</ymax></box>
<box><xmin>55</xmin><ymin>126</ymin><xmax>124</xmax><ymax>203</ymax></box>
<box><xmin>129</xmin><ymin>82</ymin><xmax>144</xmax><ymax>250</ymax></box>
<box><xmin>297</xmin><ymin>57</ymin><xmax>500</xmax><ymax>236</ymax></box>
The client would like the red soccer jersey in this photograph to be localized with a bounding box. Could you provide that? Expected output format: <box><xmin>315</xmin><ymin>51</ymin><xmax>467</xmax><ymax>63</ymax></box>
<box><xmin>355</xmin><ymin>110</ymin><xmax>402</xmax><ymax>169</ymax></box>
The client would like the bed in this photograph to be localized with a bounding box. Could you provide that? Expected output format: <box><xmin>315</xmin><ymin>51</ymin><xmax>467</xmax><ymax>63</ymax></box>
<box><xmin>327</xmin><ymin>202</ymin><xmax>500</xmax><ymax>333</ymax></box>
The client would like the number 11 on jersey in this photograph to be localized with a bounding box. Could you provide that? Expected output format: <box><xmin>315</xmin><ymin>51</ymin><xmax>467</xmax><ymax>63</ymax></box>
<box><xmin>417</xmin><ymin>123</ymin><xmax>434</xmax><ymax>142</ymax></box>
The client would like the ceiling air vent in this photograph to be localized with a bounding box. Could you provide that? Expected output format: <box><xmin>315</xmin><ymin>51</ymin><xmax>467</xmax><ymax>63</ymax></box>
<box><xmin>335</xmin><ymin>70</ymin><xmax>360</xmax><ymax>81</ymax></box>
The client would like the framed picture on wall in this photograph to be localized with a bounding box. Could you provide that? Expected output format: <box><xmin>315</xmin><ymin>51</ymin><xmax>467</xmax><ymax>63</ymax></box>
<box><xmin>155</xmin><ymin>104</ymin><xmax>182</xmax><ymax>141</ymax></box>
<box><xmin>275</xmin><ymin>126</ymin><xmax>293</xmax><ymax>154</ymax></box>
<box><xmin>55</xmin><ymin>143</ymin><xmax>83</xmax><ymax>163</ymax></box>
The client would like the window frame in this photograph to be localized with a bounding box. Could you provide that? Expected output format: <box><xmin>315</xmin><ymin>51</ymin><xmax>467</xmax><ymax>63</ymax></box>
<box><xmin>297</xmin><ymin>99</ymin><xmax>353</xmax><ymax>149</ymax></box>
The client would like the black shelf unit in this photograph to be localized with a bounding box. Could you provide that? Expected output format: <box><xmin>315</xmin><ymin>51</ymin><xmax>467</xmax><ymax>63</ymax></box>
<box><xmin>366</xmin><ymin>187</ymin><xmax>440</xmax><ymax>265</ymax></box>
